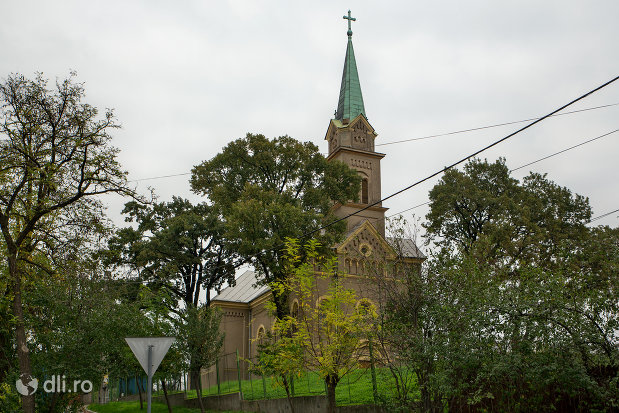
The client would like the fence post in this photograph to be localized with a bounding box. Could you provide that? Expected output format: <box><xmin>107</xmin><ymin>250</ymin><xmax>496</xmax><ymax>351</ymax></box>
<box><xmin>291</xmin><ymin>374</ymin><xmax>295</xmax><ymax>397</ymax></box>
<box><xmin>369</xmin><ymin>340</ymin><xmax>378</xmax><ymax>403</ymax></box>
<box><xmin>347</xmin><ymin>374</ymin><xmax>351</xmax><ymax>404</ymax></box>
<box><xmin>236</xmin><ymin>349</ymin><xmax>243</xmax><ymax>400</ymax></box>
<box><xmin>249</xmin><ymin>369</ymin><xmax>254</xmax><ymax>400</ymax></box>
<box><xmin>216</xmin><ymin>357</ymin><xmax>221</xmax><ymax>395</ymax></box>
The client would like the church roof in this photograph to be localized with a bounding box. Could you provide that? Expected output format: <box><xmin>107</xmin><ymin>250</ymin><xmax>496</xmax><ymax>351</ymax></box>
<box><xmin>335</xmin><ymin>26</ymin><xmax>365</xmax><ymax>121</ymax></box>
<box><xmin>211</xmin><ymin>270</ymin><xmax>269</xmax><ymax>303</ymax></box>
<box><xmin>386</xmin><ymin>237</ymin><xmax>426</xmax><ymax>259</ymax></box>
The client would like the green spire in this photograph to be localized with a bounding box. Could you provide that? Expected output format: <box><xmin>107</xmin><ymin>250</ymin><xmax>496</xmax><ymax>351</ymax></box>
<box><xmin>335</xmin><ymin>10</ymin><xmax>365</xmax><ymax>121</ymax></box>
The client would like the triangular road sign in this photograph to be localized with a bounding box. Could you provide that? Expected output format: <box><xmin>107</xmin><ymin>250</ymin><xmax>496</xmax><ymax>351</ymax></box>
<box><xmin>125</xmin><ymin>337</ymin><xmax>175</xmax><ymax>376</ymax></box>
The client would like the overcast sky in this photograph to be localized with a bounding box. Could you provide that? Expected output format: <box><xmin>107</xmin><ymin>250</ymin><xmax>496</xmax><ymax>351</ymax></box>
<box><xmin>2</xmin><ymin>1</ymin><xmax>618</xmax><ymax>235</ymax></box>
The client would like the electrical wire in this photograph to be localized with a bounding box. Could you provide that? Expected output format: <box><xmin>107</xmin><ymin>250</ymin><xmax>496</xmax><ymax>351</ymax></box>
<box><xmin>378</xmin><ymin>129</ymin><xmax>618</xmax><ymax>222</ymax></box>
<box><xmin>114</xmin><ymin>75</ymin><xmax>619</xmax><ymax>285</ymax></box>
<box><xmin>510</xmin><ymin>129</ymin><xmax>618</xmax><ymax>172</ymax></box>
<box><xmin>588</xmin><ymin>208</ymin><xmax>619</xmax><ymax>223</ymax></box>
<box><xmin>301</xmin><ymin>75</ymin><xmax>619</xmax><ymax>239</ymax></box>
<box><xmin>125</xmin><ymin>101</ymin><xmax>618</xmax><ymax>184</ymax></box>
<box><xmin>375</xmin><ymin>102</ymin><xmax>619</xmax><ymax>147</ymax></box>
<box><xmin>130</xmin><ymin>172</ymin><xmax>191</xmax><ymax>183</ymax></box>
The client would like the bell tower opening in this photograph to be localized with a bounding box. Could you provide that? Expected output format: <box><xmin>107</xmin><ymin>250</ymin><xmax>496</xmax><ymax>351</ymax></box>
<box><xmin>361</xmin><ymin>178</ymin><xmax>369</xmax><ymax>204</ymax></box>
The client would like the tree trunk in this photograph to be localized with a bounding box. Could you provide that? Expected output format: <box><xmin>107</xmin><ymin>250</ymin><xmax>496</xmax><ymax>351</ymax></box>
<box><xmin>281</xmin><ymin>375</ymin><xmax>296</xmax><ymax>413</ymax></box>
<box><xmin>196</xmin><ymin>372</ymin><xmax>205</xmax><ymax>413</ymax></box>
<box><xmin>48</xmin><ymin>390</ymin><xmax>58</xmax><ymax>413</ymax></box>
<box><xmin>160</xmin><ymin>378</ymin><xmax>172</xmax><ymax>413</ymax></box>
<box><xmin>0</xmin><ymin>287</ymin><xmax>11</xmax><ymax>385</ymax></box>
<box><xmin>136</xmin><ymin>373</ymin><xmax>144</xmax><ymax>409</ymax></box>
<box><xmin>8</xmin><ymin>253</ymin><xmax>35</xmax><ymax>413</ymax></box>
<box><xmin>325</xmin><ymin>374</ymin><xmax>338</xmax><ymax>413</ymax></box>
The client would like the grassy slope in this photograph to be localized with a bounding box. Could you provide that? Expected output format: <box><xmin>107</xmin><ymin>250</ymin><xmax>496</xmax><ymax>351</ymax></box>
<box><xmin>187</xmin><ymin>368</ymin><xmax>419</xmax><ymax>406</ymax></box>
<box><xmin>94</xmin><ymin>368</ymin><xmax>418</xmax><ymax>411</ymax></box>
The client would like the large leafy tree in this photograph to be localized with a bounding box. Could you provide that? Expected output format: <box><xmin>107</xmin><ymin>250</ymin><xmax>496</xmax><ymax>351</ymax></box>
<box><xmin>106</xmin><ymin>197</ymin><xmax>237</xmax><ymax>394</ymax></box>
<box><xmin>0</xmin><ymin>73</ymin><xmax>133</xmax><ymax>412</ymax></box>
<box><xmin>190</xmin><ymin>133</ymin><xmax>360</xmax><ymax>317</ymax></box>
<box><xmin>107</xmin><ymin>197</ymin><xmax>239</xmax><ymax>311</ymax></box>
<box><xmin>377</xmin><ymin>158</ymin><xmax>617</xmax><ymax>411</ymax></box>
<box><xmin>26</xmin><ymin>259</ymin><xmax>150</xmax><ymax>412</ymax></box>
<box><xmin>425</xmin><ymin>157</ymin><xmax>591</xmax><ymax>268</ymax></box>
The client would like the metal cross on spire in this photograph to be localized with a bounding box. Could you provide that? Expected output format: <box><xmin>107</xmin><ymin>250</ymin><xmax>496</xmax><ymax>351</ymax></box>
<box><xmin>343</xmin><ymin>10</ymin><xmax>356</xmax><ymax>37</ymax></box>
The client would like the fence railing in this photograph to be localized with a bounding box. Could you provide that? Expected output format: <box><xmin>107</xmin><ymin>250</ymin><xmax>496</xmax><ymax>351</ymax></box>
<box><xmin>100</xmin><ymin>347</ymin><xmax>410</xmax><ymax>406</ymax></box>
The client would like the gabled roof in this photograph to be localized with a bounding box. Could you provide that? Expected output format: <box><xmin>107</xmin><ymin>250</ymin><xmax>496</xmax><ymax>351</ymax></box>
<box><xmin>211</xmin><ymin>270</ymin><xmax>269</xmax><ymax>304</ymax></box>
<box><xmin>324</xmin><ymin>113</ymin><xmax>377</xmax><ymax>142</ymax></box>
<box><xmin>386</xmin><ymin>237</ymin><xmax>426</xmax><ymax>259</ymax></box>
<box><xmin>336</xmin><ymin>220</ymin><xmax>397</xmax><ymax>259</ymax></box>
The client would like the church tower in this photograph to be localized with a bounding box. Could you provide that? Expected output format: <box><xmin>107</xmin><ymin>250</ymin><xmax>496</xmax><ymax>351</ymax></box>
<box><xmin>325</xmin><ymin>11</ymin><xmax>388</xmax><ymax>236</ymax></box>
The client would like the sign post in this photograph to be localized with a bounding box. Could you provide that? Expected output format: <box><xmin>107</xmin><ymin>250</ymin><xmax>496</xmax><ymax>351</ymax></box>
<box><xmin>125</xmin><ymin>337</ymin><xmax>175</xmax><ymax>413</ymax></box>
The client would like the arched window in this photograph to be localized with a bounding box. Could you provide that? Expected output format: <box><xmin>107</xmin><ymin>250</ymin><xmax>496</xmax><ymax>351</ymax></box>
<box><xmin>257</xmin><ymin>326</ymin><xmax>265</xmax><ymax>345</ymax></box>
<box><xmin>361</xmin><ymin>179</ymin><xmax>369</xmax><ymax>204</ymax></box>
<box><xmin>291</xmin><ymin>301</ymin><xmax>299</xmax><ymax>319</ymax></box>
<box><xmin>356</xmin><ymin>299</ymin><xmax>376</xmax><ymax>318</ymax></box>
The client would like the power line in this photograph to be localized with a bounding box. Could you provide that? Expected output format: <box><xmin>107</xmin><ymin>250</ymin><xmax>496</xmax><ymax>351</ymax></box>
<box><xmin>385</xmin><ymin>201</ymin><xmax>430</xmax><ymax>219</ymax></box>
<box><xmin>510</xmin><ymin>129</ymin><xmax>618</xmax><ymax>172</ymax></box>
<box><xmin>115</xmin><ymin>75</ymin><xmax>618</xmax><ymax>285</ymax></box>
<box><xmin>379</xmin><ymin>129</ymin><xmax>618</xmax><ymax>222</ymax></box>
<box><xmin>302</xmin><ymin>75</ymin><xmax>619</xmax><ymax>239</ymax></box>
<box><xmin>125</xmin><ymin>101</ymin><xmax>618</xmax><ymax>184</ymax></box>
<box><xmin>588</xmin><ymin>208</ymin><xmax>619</xmax><ymax>223</ymax></box>
<box><xmin>376</xmin><ymin>102</ymin><xmax>619</xmax><ymax>147</ymax></box>
<box><xmin>373</xmin><ymin>129</ymin><xmax>618</xmax><ymax>224</ymax></box>
<box><xmin>129</xmin><ymin>172</ymin><xmax>191</xmax><ymax>183</ymax></box>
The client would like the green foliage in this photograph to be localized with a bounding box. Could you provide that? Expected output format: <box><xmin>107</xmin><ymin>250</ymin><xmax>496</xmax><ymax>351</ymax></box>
<box><xmin>182</xmin><ymin>305</ymin><xmax>224</xmax><ymax>373</ymax></box>
<box><xmin>0</xmin><ymin>381</ymin><xmax>20</xmax><ymax>413</ymax></box>
<box><xmin>257</xmin><ymin>239</ymin><xmax>375</xmax><ymax>412</ymax></box>
<box><xmin>22</xmin><ymin>258</ymin><xmax>157</xmax><ymax>413</ymax></box>
<box><xmin>380</xmin><ymin>158</ymin><xmax>617</xmax><ymax>412</ymax></box>
<box><xmin>190</xmin><ymin>133</ymin><xmax>361</xmax><ymax>316</ymax></box>
<box><xmin>106</xmin><ymin>197</ymin><xmax>239</xmax><ymax>309</ymax></box>
<box><xmin>425</xmin><ymin>157</ymin><xmax>591</xmax><ymax>268</ymax></box>
<box><xmin>0</xmin><ymin>72</ymin><xmax>135</xmax><ymax>412</ymax></box>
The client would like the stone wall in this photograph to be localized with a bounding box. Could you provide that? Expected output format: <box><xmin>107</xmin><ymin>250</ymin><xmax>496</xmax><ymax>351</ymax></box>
<box><xmin>119</xmin><ymin>391</ymin><xmax>385</xmax><ymax>413</ymax></box>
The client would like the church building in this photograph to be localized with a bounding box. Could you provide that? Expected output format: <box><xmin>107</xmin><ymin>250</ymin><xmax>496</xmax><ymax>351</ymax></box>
<box><xmin>208</xmin><ymin>13</ymin><xmax>425</xmax><ymax>382</ymax></box>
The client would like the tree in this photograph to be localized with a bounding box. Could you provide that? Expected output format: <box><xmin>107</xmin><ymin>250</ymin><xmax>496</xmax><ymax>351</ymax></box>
<box><xmin>367</xmin><ymin>219</ymin><xmax>439</xmax><ymax>411</ymax></box>
<box><xmin>106</xmin><ymin>197</ymin><xmax>239</xmax><ymax>310</ymax></box>
<box><xmin>26</xmin><ymin>259</ymin><xmax>151</xmax><ymax>412</ymax></box>
<box><xmin>260</xmin><ymin>239</ymin><xmax>374</xmax><ymax>413</ymax></box>
<box><xmin>181</xmin><ymin>305</ymin><xmax>223</xmax><ymax>413</ymax></box>
<box><xmin>424</xmin><ymin>157</ymin><xmax>591</xmax><ymax>268</ymax></box>
<box><xmin>190</xmin><ymin>133</ymin><xmax>361</xmax><ymax>318</ymax></box>
<box><xmin>377</xmin><ymin>158</ymin><xmax>618</xmax><ymax>411</ymax></box>
<box><xmin>106</xmin><ymin>197</ymin><xmax>239</xmax><ymax>399</ymax></box>
<box><xmin>0</xmin><ymin>72</ymin><xmax>134</xmax><ymax>412</ymax></box>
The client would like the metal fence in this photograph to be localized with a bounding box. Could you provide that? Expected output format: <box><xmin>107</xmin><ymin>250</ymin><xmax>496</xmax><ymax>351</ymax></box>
<box><xmin>101</xmin><ymin>345</ymin><xmax>408</xmax><ymax>406</ymax></box>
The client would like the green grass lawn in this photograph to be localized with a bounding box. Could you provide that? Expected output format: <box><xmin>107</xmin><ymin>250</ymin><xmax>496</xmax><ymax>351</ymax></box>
<box><xmin>88</xmin><ymin>400</ymin><xmax>242</xmax><ymax>413</ymax></box>
<box><xmin>184</xmin><ymin>367</ymin><xmax>419</xmax><ymax>406</ymax></box>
